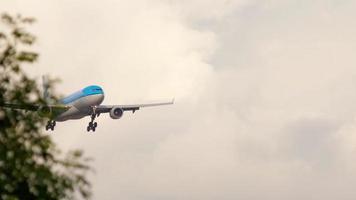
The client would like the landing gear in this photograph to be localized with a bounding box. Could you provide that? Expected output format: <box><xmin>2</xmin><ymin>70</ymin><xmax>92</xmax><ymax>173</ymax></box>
<box><xmin>87</xmin><ymin>122</ymin><xmax>97</xmax><ymax>132</ymax></box>
<box><xmin>46</xmin><ymin>120</ymin><xmax>56</xmax><ymax>131</ymax></box>
<box><xmin>87</xmin><ymin>113</ymin><xmax>98</xmax><ymax>132</ymax></box>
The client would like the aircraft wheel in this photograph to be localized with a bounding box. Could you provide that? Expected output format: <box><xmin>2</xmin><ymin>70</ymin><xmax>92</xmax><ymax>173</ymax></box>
<box><xmin>51</xmin><ymin>126</ymin><xmax>54</xmax><ymax>131</ymax></box>
<box><xmin>45</xmin><ymin>126</ymin><xmax>49</xmax><ymax>131</ymax></box>
<box><xmin>94</xmin><ymin>122</ymin><xmax>97</xmax><ymax>128</ymax></box>
<box><xmin>92</xmin><ymin>127</ymin><xmax>96</xmax><ymax>132</ymax></box>
<box><xmin>87</xmin><ymin>126</ymin><xmax>91</xmax><ymax>132</ymax></box>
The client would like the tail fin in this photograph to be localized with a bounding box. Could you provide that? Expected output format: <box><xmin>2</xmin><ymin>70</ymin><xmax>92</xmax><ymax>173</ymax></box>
<box><xmin>42</xmin><ymin>75</ymin><xmax>50</xmax><ymax>104</ymax></box>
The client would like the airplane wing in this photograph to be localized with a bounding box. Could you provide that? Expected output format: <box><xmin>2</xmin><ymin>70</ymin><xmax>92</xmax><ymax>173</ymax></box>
<box><xmin>0</xmin><ymin>103</ymin><xmax>70</xmax><ymax>112</ymax></box>
<box><xmin>96</xmin><ymin>99</ymin><xmax>174</xmax><ymax>113</ymax></box>
<box><xmin>0</xmin><ymin>103</ymin><xmax>39</xmax><ymax>111</ymax></box>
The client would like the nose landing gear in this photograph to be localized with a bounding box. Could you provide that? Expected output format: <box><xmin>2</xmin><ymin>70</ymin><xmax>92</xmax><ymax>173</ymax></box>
<box><xmin>87</xmin><ymin>112</ymin><xmax>98</xmax><ymax>132</ymax></box>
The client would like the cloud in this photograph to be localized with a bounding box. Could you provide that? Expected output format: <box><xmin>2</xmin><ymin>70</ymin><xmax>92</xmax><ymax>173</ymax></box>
<box><xmin>3</xmin><ymin>0</ymin><xmax>356</xmax><ymax>199</ymax></box>
<box><xmin>163</xmin><ymin>0</ymin><xmax>250</xmax><ymax>21</ymax></box>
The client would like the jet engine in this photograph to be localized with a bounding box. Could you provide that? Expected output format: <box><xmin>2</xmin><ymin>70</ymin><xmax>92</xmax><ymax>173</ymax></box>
<box><xmin>37</xmin><ymin>106</ymin><xmax>52</xmax><ymax>118</ymax></box>
<box><xmin>110</xmin><ymin>107</ymin><xmax>124</xmax><ymax>119</ymax></box>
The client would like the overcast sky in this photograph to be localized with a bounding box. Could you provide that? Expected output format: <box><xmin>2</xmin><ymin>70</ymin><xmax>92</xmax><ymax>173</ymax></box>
<box><xmin>3</xmin><ymin>0</ymin><xmax>356</xmax><ymax>199</ymax></box>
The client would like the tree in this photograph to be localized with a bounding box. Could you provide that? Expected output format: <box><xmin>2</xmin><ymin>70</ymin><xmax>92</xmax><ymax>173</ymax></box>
<box><xmin>0</xmin><ymin>13</ymin><xmax>91</xmax><ymax>200</ymax></box>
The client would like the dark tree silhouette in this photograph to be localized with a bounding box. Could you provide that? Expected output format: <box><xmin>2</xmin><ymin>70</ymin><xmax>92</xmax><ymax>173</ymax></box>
<box><xmin>0</xmin><ymin>13</ymin><xmax>91</xmax><ymax>200</ymax></box>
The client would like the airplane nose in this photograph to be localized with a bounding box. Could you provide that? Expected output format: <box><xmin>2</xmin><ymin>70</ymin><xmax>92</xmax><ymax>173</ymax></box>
<box><xmin>98</xmin><ymin>94</ymin><xmax>104</xmax><ymax>104</ymax></box>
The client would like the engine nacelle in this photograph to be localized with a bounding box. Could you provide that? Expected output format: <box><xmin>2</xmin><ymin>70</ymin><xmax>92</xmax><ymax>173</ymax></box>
<box><xmin>110</xmin><ymin>107</ymin><xmax>124</xmax><ymax>119</ymax></box>
<box><xmin>37</xmin><ymin>106</ymin><xmax>52</xmax><ymax>118</ymax></box>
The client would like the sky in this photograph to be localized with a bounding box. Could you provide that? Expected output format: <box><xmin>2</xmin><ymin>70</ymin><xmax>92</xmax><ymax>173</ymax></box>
<box><xmin>2</xmin><ymin>0</ymin><xmax>356</xmax><ymax>199</ymax></box>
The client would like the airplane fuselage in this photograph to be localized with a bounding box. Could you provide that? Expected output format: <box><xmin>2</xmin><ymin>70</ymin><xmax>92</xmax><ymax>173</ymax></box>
<box><xmin>55</xmin><ymin>85</ymin><xmax>104</xmax><ymax>121</ymax></box>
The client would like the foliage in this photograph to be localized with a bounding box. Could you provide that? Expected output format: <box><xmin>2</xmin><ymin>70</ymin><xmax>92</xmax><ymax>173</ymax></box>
<box><xmin>0</xmin><ymin>13</ymin><xmax>91</xmax><ymax>200</ymax></box>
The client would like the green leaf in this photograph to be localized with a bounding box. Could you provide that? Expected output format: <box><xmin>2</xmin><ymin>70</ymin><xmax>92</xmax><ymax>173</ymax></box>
<box><xmin>17</xmin><ymin>51</ymin><xmax>38</xmax><ymax>62</ymax></box>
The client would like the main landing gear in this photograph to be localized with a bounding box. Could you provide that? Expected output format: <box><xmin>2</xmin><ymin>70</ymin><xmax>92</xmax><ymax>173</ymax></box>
<box><xmin>87</xmin><ymin>113</ymin><xmax>98</xmax><ymax>132</ymax></box>
<box><xmin>46</xmin><ymin>120</ymin><xmax>56</xmax><ymax>131</ymax></box>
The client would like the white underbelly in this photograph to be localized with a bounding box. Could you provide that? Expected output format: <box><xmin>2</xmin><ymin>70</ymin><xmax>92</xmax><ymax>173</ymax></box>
<box><xmin>55</xmin><ymin>107</ymin><xmax>85</xmax><ymax>121</ymax></box>
<box><xmin>55</xmin><ymin>94</ymin><xmax>104</xmax><ymax>121</ymax></box>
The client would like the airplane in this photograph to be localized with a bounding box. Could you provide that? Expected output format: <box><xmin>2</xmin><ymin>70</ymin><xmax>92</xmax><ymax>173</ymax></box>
<box><xmin>0</xmin><ymin>78</ymin><xmax>174</xmax><ymax>132</ymax></box>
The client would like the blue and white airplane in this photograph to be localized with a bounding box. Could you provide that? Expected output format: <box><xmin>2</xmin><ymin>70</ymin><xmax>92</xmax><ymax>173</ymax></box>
<box><xmin>0</xmin><ymin>80</ymin><xmax>173</xmax><ymax>132</ymax></box>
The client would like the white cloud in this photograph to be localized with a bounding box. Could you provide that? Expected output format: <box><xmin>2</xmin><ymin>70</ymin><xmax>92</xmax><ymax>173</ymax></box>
<box><xmin>163</xmin><ymin>0</ymin><xmax>250</xmax><ymax>21</ymax></box>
